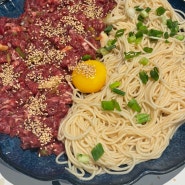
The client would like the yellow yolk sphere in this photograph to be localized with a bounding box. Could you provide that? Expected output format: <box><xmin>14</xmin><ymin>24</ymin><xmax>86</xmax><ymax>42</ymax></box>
<box><xmin>72</xmin><ymin>60</ymin><xmax>107</xmax><ymax>93</ymax></box>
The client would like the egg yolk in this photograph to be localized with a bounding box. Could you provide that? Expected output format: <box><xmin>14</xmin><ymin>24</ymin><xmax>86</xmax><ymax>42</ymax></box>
<box><xmin>72</xmin><ymin>60</ymin><xmax>107</xmax><ymax>93</ymax></box>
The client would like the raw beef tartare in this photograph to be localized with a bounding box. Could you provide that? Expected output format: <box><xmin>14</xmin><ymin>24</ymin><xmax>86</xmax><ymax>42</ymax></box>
<box><xmin>0</xmin><ymin>0</ymin><xmax>115</xmax><ymax>155</ymax></box>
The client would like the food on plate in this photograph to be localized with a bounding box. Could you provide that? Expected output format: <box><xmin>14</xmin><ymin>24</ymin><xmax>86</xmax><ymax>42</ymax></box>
<box><xmin>72</xmin><ymin>60</ymin><xmax>107</xmax><ymax>93</ymax></box>
<box><xmin>0</xmin><ymin>0</ymin><xmax>115</xmax><ymax>155</ymax></box>
<box><xmin>56</xmin><ymin>0</ymin><xmax>185</xmax><ymax>180</ymax></box>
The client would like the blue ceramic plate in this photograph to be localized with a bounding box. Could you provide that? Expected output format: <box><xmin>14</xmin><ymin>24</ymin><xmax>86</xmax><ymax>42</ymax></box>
<box><xmin>0</xmin><ymin>1</ymin><xmax>185</xmax><ymax>185</ymax></box>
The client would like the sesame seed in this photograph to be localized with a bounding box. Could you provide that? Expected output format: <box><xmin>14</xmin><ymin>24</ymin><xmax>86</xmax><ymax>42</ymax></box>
<box><xmin>75</xmin><ymin>62</ymin><xmax>96</xmax><ymax>78</ymax></box>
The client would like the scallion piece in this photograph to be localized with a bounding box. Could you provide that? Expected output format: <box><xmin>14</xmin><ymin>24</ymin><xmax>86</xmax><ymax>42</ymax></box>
<box><xmin>150</xmin><ymin>67</ymin><xmax>159</xmax><ymax>81</ymax></box>
<box><xmin>148</xmin><ymin>29</ymin><xmax>163</xmax><ymax>38</ymax></box>
<box><xmin>164</xmin><ymin>32</ymin><xmax>169</xmax><ymax>39</ymax></box>
<box><xmin>134</xmin><ymin>6</ymin><xmax>144</xmax><ymax>12</ymax></box>
<box><xmin>128</xmin><ymin>98</ymin><xmax>141</xmax><ymax>113</ymax></box>
<box><xmin>109</xmin><ymin>81</ymin><xmax>121</xmax><ymax>89</ymax></box>
<box><xmin>101</xmin><ymin>99</ymin><xmax>121</xmax><ymax>111</ymax></box>
<box><xmin>143</xmin><ymin>47</ymin><xmax>153</xmax><ymax>53</ymax></box>
<box><xmin>156</xmin><ymin>6</ymin><xmax>166</xmax><ymax>16</ymax></box>
<box><xmin>82</xmin><ymin>54</ymin><xmax>91</xmax><ymax>61</ymax></box>
<box><xmin>15</xmin><ymin>47</ymin><xmax>26</xmax><ymax>59</ymax></box>
<box><xmin>140</xmin><ymin>9</ymin><xmax>149</xmax><ymax>18</ymax></box>
<box><xmin>175</xmin><ymin>35</ymin><xmax>184</xmax><ymax>41</ymax></box>
<box><xmin>101</xmin><ymin>100</ymin><xmax>115</xmax><ymax>111</ymax></box>
<box><xmin>115</xmin><ymin>29</ymin><xmax>125</xmax><ymax>38</ymax></box>
<box><xmin>139</xmin><ymin>57</ymin><xmax>149</xmax><ymax>65</ymax></box>
<box><xmin>124</xmin><ymin>51</ymin><xmax>141</xmax><ymax>60</ymax></box>
<box><xmin>112</xmin><ymin>88</ymin><xmax>125</xmax><ymax>96</ymax></box>
<box><xmin>91</xmin><ymin>143</ymin><xmax>104</xmax><ymax>161</ymax></box>
<box><xmin>112</xmin><ymin>99</ymin><xmax>121</xmax><ymax>111</ymax></box>
<box><xmin>77</xmin><ymin>154</ymin><xmax>89</xmax><ymax>164</ymax></box>
<box><xmin>104</xmin><ymin>25</ymin><xmax>113</xmax><ymax>35</ymax></box>
<box><xmin>166</xmin><ymin>19</ymin><xmax>179</xmax><ymax>37</ymax></box>
<box><xmin>128</xmin><ymin>35</ymin><xmax>136</xmax><ymax>43</ymax></box>
<box><xmin>139</xmin><ymin>71</ymin><xmax>149</xmax><ymax>84</ymax></box>
<box><xmin>135</xmin><ymin>113</ymin><xmax>150</xmax><ymax>124</ymax></box>
<box><xmin>97</xmin><ymin>47</ymin><xmax>109</xmax><ymax>56</ymax></box>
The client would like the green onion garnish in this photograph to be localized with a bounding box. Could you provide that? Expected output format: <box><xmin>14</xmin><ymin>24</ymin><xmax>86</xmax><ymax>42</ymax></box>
<box><xmin>109</xmin><ymin>81</ymin><xmax>121</xmax><ymax>89</ymax></box>
<box><xmin>166</xmin><ymin>19</ymin><xmax>179</xmax><ymax>37</ymax></box>
<box><xmin>115</xmin><ymin>29</ymin><xmax>125</xmax><ymax>38</ymax></box>
<box><xmin>139</xmin><ymin>71</ymin><xmax>149</xmax><ymax>84</ymax></box>
<box><xmin>112</xmin><ymin>99</ymin><xmax>121</xmax><ymax>111</ymax></box>
<box><xmin>97</xmin><ymin>47</ymin><xmax>109</xmax><ymax>56</ymax></box>
<box><xmin>134</xmin><ymin>6</ymin><xmax>144</xmax><ymax>12</ymax></box>
<box><xmin>128</xmin><ymin>35</ymin><xmax>136</xmax><ymax>43</ymax></box>
<box><xmin>91</xmin><ymin>143</ymin><xmax>104</xmax><ymax>161</ymax></box>
<box><xmin>143</xmin><ymin>47</ymin><xmax>153</xmax><ymax>53</ymax></box>
<box><xmin>175</xmin><ymin>35</ymin><xmax>185</xmax><ymax>41</ymax></box>
<box><xmin>101</xmin><ymin>100</ymin><xmax>121</xmax><ymax>111</ymax></box>
<box><xmin>150</xmin><ymin>67</ymin><xmax>159</xmax><ymax>81</ymax></box>
<box><xmin>135</xmin><ymin>113</ymin><xmax>150</xmax><ymax>124</ymax></box>
<box><xmin>128</xmin><ymin>98</ymin><xmax>141</xmax><ymax>113</ymax></box>
<box><xmin>15</xmin><ymin>47</ymin><xmax>26</xmax><ymax>59</ymax></box>
<box><xmin>164</xmin><ymin>32</ymin><xmax>169</xmax><ymax>39</ymax></box>
<box><xmin>124</xmin><ymin>51</ymin><xmax>141</xmax><ymax>60</ymax></box>
<box><xmin>104</xmin><ymin>25</ymin><xmax>113</xmax><ymax>34</ymax></box>
<box><xmin>82</xmin><ymin>54</ymin><xmax>91</xmax><ymax>61</ymax></box>
<box><xmin>77</xmin><ymin>154</ymin><xmax>89</xmax><ymax>164</ymax></box>
<box><xmin>101</xmin><ymin>100</ymin><xmax>115</xmax><ymax>111</ymax></box>
<box><xmin>156</xmin><ymin>6</ymin><xmax>166</xmax><ymax>16</ymax></box>
<box><xmin>139</xmin><ymin>57</ymin><xmax>149</xmax><ymax>65</ymax></box>
<box><xmin>112</xmin><ymin>88</ymin><xmax>125</xmax><ymax>96</ymax></box>
<box><xmin>148</xmin><ymin>29</ymin><xmax>163</xmax><ymax>38</ymax></box>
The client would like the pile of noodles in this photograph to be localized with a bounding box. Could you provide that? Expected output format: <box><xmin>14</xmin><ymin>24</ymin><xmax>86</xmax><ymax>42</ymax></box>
<box><xmin>56</xmin><ymin>0</ymin><xmax>185</xmax><ymax>180</ymax></box>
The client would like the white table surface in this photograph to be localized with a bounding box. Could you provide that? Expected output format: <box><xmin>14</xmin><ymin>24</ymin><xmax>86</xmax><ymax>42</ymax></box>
<box><xmin>0</xmin><ymin>158</ymin><xmax>185</xmax><ymax>185</ymax></box>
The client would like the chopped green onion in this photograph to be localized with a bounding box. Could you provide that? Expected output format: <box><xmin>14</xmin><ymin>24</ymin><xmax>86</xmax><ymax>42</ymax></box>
<box><xmin>145</xmin><ymin>7</ymin><xmax>151</xmax><ymax>13</ymax></box>
<box><xmin>107</xmin><ymin>39</ymin><xmax>117</xmax><ymax>46</ymax></box>
<box><xmin>138</xmin><ymin>7</ymin><xmax>151</xmax><ymax>21</ymax></box>
<box><xmin>124</xmin><ymin>51</ymin><xmax>141</xmax><ymax>60</ymax></box>
<box><xmin>150</xmin><ymin>67</ymin><xmax>159</xmax><ymax>81</ymax></box>
<box><xmin>140</xmin><ymin>9</ymin><xmax>149</xmax><ymax>18</ymax></box>
<box><xmin>115</xmin><ymin>29</ymin><xmax>125</xmax><ymax>38</ymax></box>
<box><xmin>104</xmin><ymin>44</ymin><xmax>116</xmax><ymax>51</ymax></box>
<box><xmin>128</xmin><ymin>35</ymin><xmax>136</xmax><ymax>43</ymax></box>
<box><xmin>134</xmin><ymin>6</ymin><xmax>144</xmax><ymax>12</ymax></box>
<box><xmin>104</xmin><ymin>25</ymin><xmax>113</xmax><ymax>34</ymax></box>
<box><xmin>139</xmin><ymin>71</ymin><xmax>149</xmax><ymax>84</ymax></box>
<box><xmin>156</xmin><ymin>6</ymin><xmax>166</xmax><ymax>16</ymax></box>
<box><xmin>143</xmin><ymin>47</ymin><xmax>153</xmax><ymax>53</ymax></box>
<box><xmin>166</xmin><ymin>19</ymin><xmax>179</xmax><ymax>36</ymax></box>
<box><xmin>148</xmin><ymin>29</ymin><xmax>163</xmax><ymax>38</ymax></box>
<box><xmin>6</xmin><ymin>53</ymin><xmax>11</xmax><ymax>63</ymax></box>
<box><xmin>97</xmin><ymin>47</ymin><xmax>109</xmax><ymax>56</ymax></box>
<box><xmin>101</xmin><ymin>99</ymin><xmax>121</xmax><ymax>111</ymax></box>
<box><xmin>139</xmin><ymin>57</ymin><xmax>149</xmax><ymax>65</ymax></box>
<box><xmin>101</xmin><ymin>100</ymin><xmax>115</xmax><ymax>111</ymax></box>
<box><xmin>91</xmin><ymin>143</ymin><xmax>104</xmax><ymax>161</ymax></box>
<box><xmin>15</xmin><ymin>47</ymin><xmax>26</xmax><ymax>59</ymax></box>
<box><xmin>109</xmin><ymin>81</ymin><xmax>121</xmax><ymax>89</ymax></box>
<box><xmin>175</xmin><ymin>35</ymin><xmax>185</xmax><ymax>41</ymax></box>
<box><xmin>112</xmin><ymin>88</ymin><xmax>125</xmax><ymax>96</ymax></box>
<box><xmin>128</xmin><ymin>98</ymin><xmax>141</xmax><ymax>113</ymax></box>
<box><xmin>82</xmin><ymin>54</ymin><xmax>91</xmax><ymax>61</ymax></box>
<box><xmin>135</xmin><ymin>113</ymin><xmax>150</xmax><ymax>124</ymax></box>
<box><xmin>164</xmin><ymin>32</ymin><xmax>169</xmax><ymax>39</ymax></box>
<box><xmin>112</xmin><ymin>99</ymin><xmax>121</xmax><ymax>111</ymax></box>
<box><xmin>77</xmin><ymin>154</ymin><xmax>89</xmax><ymax>164</ymax></box>
<box><xmin>138</xmin><ymin>14</ymin><xmax>145</xmax><ymax>22</ymax></box>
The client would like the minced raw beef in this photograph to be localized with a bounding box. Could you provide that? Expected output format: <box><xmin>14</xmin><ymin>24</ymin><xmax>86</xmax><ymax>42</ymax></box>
<box><xmin>0</xmin><ymin>0</ymin><xmax>115</xmax><ymax>156</ymax></box>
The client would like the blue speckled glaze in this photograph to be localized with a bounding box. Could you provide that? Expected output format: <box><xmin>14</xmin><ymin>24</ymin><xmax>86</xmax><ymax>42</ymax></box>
<box><xmin>0</xmin><ymin>0</ymin><xmax>25</xmax><ymax>18</ymax></box>
<box><xmin>0</xmin><ymin>0</ymin><xmax>185</xmax><ymax>185</ymax></box>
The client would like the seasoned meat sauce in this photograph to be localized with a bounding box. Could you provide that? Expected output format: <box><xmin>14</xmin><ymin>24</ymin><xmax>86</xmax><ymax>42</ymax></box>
<box><xmin>0</xmin><ymin>0</ymin><xmax>115</xmax><ymax>155</ymax></box>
